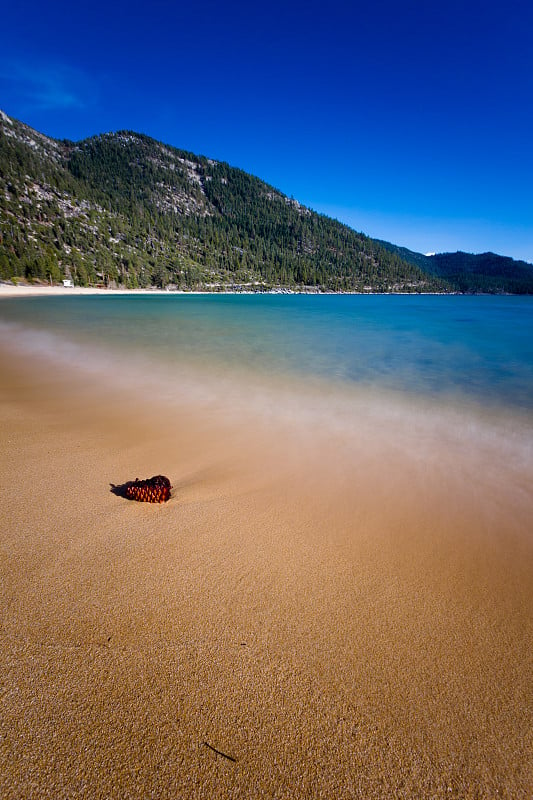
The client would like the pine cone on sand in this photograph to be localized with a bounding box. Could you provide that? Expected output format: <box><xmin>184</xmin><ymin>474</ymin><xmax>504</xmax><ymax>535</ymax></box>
<box><xmin>125</xmin><ymin>475</ymin><xmax>172</xmax><ymax>503</ymax></box>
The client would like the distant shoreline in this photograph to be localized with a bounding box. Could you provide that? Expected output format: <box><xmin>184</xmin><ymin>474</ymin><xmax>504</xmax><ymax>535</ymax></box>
<box><xmin>0</xmin><ymin>283</ymin><xmax>171</xmax><ymax>298</ymax></box>
<box><xmin>0</xmin><ymin>282</ymin><xmax>458</xmax><ymax>298</ymax></box>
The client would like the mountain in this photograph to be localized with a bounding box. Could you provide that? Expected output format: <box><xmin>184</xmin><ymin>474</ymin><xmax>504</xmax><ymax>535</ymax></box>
<box><xmin>1</xmin><ymin>110</ymin><xmax>531</xmax><ymax>293</ymax></box>
<box><xmin>0</xmin><ymin>111</ymin><xmax>445</xmax><ymax>293</ymax></box>
<box><xmin>427</xmin><ymin>252</ymin><xmax>533</xmax><ymax>294</ymax></box>
<box><xmin>377</xmin><ymin>245</ymin><xmax>533</xmax><ymax>295</ymax></box>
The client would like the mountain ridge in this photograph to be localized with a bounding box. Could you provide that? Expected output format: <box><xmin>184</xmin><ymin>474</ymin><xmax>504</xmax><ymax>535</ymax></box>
<box><xmin>376</xmin><ymin>240</ymin><xmax>533</xmax><ymax>294</ymax></box>
<box><xmin>1</xmin><ymin>110</ymin><xmax>531</xmax><ymax>293</ymax></box>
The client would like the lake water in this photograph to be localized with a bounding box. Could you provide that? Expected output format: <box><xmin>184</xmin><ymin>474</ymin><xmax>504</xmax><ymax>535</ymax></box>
<box><xmin>1</xmin><ymin>294</ymin><xmax>532</xmax><ymax>415</ymax></box>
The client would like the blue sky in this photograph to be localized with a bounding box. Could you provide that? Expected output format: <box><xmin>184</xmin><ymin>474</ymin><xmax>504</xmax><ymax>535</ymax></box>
<box><xmin>1</xmin><ymin>0</ymin><xmax>532</xmax><ymax>261</ymax></box>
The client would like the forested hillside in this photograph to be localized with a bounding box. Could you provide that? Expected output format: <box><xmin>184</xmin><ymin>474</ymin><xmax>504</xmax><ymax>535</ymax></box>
<box><xmin>428</xmin><ymin>252</ymin><xmax>533</xmax><ymax>294</ymax></box>
<box><xmin>0</xmin><ymin>111</ymin><xmax>444</xmax><ymax>292</ymax></box>
<box><xmin>1</xmin><ymin>110</ymin><xmax>531</xmax><ymax>293</ymax></box>
<box><xmin>377</xmin><ymin>242</ymin><xmax>533</xmax><ymax>294</ymax></box>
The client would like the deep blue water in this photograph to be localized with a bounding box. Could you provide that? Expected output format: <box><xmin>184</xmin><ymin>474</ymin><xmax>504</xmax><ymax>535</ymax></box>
<box><xmin>1</xmin><ymin>294</ymin><xmax>533</xmax><ymax>412</ymax></box>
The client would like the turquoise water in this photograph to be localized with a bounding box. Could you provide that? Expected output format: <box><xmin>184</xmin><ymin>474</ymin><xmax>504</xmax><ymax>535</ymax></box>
<box><xmin>1</xmin><ymin>294</ymin><xmax>533</xmax><ymax>412</ymax></box>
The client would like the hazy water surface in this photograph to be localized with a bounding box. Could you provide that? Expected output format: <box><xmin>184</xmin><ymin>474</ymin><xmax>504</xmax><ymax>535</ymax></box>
<box><xmin>1</xmin><ymin>294</ymin><xmax>532</xmax><ymax>413</ymax></box>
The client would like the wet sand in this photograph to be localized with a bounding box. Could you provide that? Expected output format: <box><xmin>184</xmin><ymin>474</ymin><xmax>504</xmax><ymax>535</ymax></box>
<box><xmin>0</xmin><ymin>348</ymin><xmax>532</xmax><ymax>799</ymax></box>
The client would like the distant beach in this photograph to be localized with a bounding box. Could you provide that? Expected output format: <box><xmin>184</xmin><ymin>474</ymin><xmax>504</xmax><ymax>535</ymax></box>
<box><xmin>1</xmin><ymin>294</ymin><xmax>532</xmax><ymax>799</ymax></box>
<box><xmin>0</xmin><ymin>283</ymin><xmax>180</xmax><ymax>298</ymax></box>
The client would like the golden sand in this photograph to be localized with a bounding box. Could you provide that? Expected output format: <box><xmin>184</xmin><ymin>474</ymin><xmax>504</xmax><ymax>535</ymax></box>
<box><xmin>0</xmin><ymin>348</ymin><xmax>532</xmax><ymax>799</ymax></box>
<box><xmin>0</xmin><ymin>284</ymin><xmax>163</xmax><ymax>297</ymax></box>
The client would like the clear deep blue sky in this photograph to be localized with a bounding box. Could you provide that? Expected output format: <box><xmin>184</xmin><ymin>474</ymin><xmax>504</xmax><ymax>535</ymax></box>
<box><xmin>1</xmin><ymin>0</ymin><xmax>532</xmax><ymax>261</ymax></box>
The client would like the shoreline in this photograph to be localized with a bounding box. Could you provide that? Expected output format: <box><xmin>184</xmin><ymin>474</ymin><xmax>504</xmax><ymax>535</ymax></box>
<box><xmin>0</xmin><ymin>283</ymin><xmax>179</xmax><ymax>298</ymax></box>
<box><xmin>1</xmin><ymin>341</ymin><xmax>532</xmax><ymax>798</ymax></box>
<box><xmin>0</xmin><ymin>282</ymin><xmax>458</xmax><ymax>298</ymax></box>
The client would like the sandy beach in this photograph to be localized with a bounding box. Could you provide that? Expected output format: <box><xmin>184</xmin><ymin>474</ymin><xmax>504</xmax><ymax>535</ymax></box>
<box><xmin>0</xmin><ymin>283</ymin><xmax>173</xmax><ymax>298</ymax></box>
<box><xmin>0</xmin><ymin>317</ymin><xmax>532</xmax><ymax>798</ymax></box>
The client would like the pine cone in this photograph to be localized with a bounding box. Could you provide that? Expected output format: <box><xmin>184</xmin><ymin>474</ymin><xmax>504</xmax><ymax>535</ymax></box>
<box><xmin>125</xmin><ymin>475</ymin><xmax>172</xmax><ymax>503</ymax></box>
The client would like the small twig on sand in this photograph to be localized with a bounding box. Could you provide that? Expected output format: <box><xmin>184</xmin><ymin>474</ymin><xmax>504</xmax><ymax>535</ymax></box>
<box><xmin>203</xmin><ymin>741</ymin><xmax>237</xmax><ymax>762</ymax></box>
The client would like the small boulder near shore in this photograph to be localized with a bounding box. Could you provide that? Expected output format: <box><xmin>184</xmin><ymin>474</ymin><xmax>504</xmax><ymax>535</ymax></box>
<box><xmin>125</xmin><ymin>475</ymin><xmax>172</xmax><ymax>503</ymax></box>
